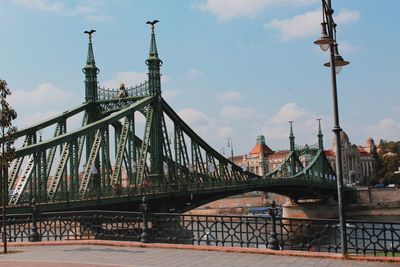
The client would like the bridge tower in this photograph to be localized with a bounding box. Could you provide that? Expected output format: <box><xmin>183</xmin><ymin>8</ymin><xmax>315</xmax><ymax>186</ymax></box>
<box><xmin>146</xmin><ymin>21</ymin><xmax>164</xmax><ymax>183</ymax></box>
<box><xmin>83</xmin><ymin>30</ymin><xmax>101</xmax><ymax>192</ymax></box>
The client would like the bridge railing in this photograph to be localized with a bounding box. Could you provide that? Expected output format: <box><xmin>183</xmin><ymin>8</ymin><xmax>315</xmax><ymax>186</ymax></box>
<box><xmin>4</xmin><ymin>176</ymin><xmax>334</xmax><ymax>207</ymax></box>
<box><xmin>2</xmin><ymin>207</ymin><xmax>399</xmax><ymax>257</ymax></box>
<box><xmin>97</xmin><ymin>81</ymin><xmax>149</xmax><ymax>100</ymax></box>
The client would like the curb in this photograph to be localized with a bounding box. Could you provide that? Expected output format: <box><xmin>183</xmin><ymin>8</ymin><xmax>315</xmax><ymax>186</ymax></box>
<box><xmin>7</xmin><ymin>240</ymin><xmax>400</xmax><ymax>263</ymax></box>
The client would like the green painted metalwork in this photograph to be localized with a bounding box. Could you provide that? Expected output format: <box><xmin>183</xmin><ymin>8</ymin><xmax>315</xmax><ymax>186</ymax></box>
<box><xmin>318</xmin><ymin>118</ymin><xmax>324</xmax><ymax>149</ymax></box>
<box><xmin>8</xmin><ymin>136</ymin><xmax>29</xmax><ymax>189</ymax></box>
<box><xmin>136</xmin><ymin>106</ymin><xmax>154</xmax><ymax>187</ymax></box>
<box><xmin>83</xmin><ymin>30</ymin><xmax>99</xmax><ymax>102</ymax></box>
<box><xmin>4</xmin><ymin>22</ymin><xmax>341</xmax><ymax>211</ymax></box>
<box><xmin>79</xmin><ymin>129</ymin><xmax>102</xmax><ymax>198</ymax></box>
<box><xmin>110</xmin><ymin>118</ymin><xmax>130</xmax><ymax>187</ymax></box>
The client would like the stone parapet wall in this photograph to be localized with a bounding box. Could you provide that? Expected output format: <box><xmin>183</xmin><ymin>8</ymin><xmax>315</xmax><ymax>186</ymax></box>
<box><xmin>355</xmin><ymin>188</ymin><xmax>400</xmax><ymax>204</ymax></box>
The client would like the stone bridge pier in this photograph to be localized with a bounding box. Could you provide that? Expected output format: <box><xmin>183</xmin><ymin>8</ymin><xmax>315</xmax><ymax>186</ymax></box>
<box><xmin>282</xmin><ymin>198</ymin><xmax>339</xmax><ymax>219</ymax></box>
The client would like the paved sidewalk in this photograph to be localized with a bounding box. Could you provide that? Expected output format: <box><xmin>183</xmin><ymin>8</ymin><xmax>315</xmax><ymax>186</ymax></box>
<box><xmin>0</xmin><ymin>245</ymin><xmax>399</xmax><ymax>267</ymax></box>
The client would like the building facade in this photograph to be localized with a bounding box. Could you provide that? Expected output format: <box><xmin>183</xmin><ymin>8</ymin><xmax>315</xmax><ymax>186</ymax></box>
<box><xmin>233</xmin><ymin>128</ymin><xmax>376</xmax><ymax>184</ymax></box>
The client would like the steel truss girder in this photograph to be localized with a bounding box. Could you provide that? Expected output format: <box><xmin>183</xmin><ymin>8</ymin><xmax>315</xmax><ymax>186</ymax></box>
<box><xmin>291</xmin><ymin>149</ymin><xmax>337</xmax><ymax>185</ymax></box>
<box><xmin>136</xmin><ymin>106</ymin><xmax>154</xmax><ymax>187</ymax></box>
<box><xmin>110</xmin><ymin>117</ymin><xmax>131</xmax><ymax>187</ymax></box>
<box><xmin>9</xmin><ymin>155</ymin><xmax>34</xmax><ymax>205</ymax></box>
<box><xmin>47</xmin><ymin>114</ymin><xmax>88</xmax><ymax>200</ymax></box>
<box><xmin>45</xmin><ymin>123</ymin><xmax>62</xmax><ymax>178</ymax></box>
<box><xmin>79</xmin><ymin>129</ymin><xmax>102</xmax><ymax>198</ymax></box>
<box><xmin>8</xmin><ymin>136</ymin><xmax>29</xmax><ymax>190</ymax></box>
<box><xmin>15</xmin><ymin>103</ymin><xmax>90</xmax><ymax>139</ymax></box>
<box><xmin>14</xmin><ymin>96</ymin><xmax>154</xmax><ymax>158</ymax></box>
<box><xmin>266</xmin><ymin>151</ymin><xmax>304</xmax><ymax>179</ymax></box>
<box><xmin>162</xmin><ymin>99</ymin><xmax>260</xmax><ymax>183</ymax></box>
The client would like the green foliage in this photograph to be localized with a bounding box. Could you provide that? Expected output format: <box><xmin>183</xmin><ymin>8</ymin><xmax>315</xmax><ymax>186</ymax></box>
<box><xmin>370</xmin><ymin>140</ymin><xmax>400</xmax><ymax>185</ymax></box>
<box><xmin>0</xmin><ymin>79</ymin><xmax>17</xmax><ymax>168</ymax></box>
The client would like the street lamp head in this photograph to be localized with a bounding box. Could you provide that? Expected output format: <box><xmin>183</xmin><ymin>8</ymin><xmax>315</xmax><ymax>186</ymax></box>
<box><xmin>323</xmin><ymin>43</ymin><xmax>349</xmax><ymax>71</ymax></box>
<box><xmin>314</xmin><ymin>22</ymin><xmax>333</xmax><ymax>51</ymax></box>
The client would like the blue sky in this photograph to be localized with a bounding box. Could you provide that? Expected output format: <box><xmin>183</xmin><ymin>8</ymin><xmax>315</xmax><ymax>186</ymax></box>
<box><xmin>0</xmin><ymin>0</ymin><xmax>399</xmax><ymax>155</ymax></box>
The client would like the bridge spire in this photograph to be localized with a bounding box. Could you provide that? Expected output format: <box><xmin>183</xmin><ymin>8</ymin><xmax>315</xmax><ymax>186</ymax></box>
<box><xmin>145</xmin><ymin>20</ymin><xmax>164</xmax><ymax>183</ymax></box>
<box><xmin>83</xmin><ymin>29</ymin><xmax>99</xmax><ymax>102</ymax></box>
<box><xmin>289</xmin><ymin>121</ymin><xmax>295</xmax><ymax>151</ymax></box>
<box><xmin>146</xmin><ymin>20</ymin><xmax>162</xmax><ymax>96</ymax></box>
<box><xmin>317</xmin><ymin>118</ymin><xmax>324</xmax><ymax>149</ymax></box>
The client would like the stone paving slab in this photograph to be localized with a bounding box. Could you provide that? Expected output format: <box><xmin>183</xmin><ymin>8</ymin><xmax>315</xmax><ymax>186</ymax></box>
<box><xmin>0</xmin><ymin>244</ymin><xmax>399</xmax><ymax>267</ymax></box>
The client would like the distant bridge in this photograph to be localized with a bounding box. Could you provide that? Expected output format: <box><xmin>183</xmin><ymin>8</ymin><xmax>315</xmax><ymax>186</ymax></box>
<box><xmin>5</xmin><ymin>23</ymin><xmax>339</xmax><ymax>213</ymax></box>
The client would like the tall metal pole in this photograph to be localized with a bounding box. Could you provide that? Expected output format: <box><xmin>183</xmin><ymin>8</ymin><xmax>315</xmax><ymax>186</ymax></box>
<box><xmin>326</xmin><ymin>0</ymin><xmax>347</xmax><ymax>256</ymax></box>
<box><xmin>2</xmin><ymin>127</ymin><xmax>7</xmax><ymax>254</ymax></box>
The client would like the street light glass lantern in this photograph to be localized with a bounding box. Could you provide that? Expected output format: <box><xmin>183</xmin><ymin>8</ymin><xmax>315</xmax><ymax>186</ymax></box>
<box><xmin>323</xmin><ymin>53</ymin><xmax>350</xmax><ymax>68</ymax></box>
<box><xmin>314</xmin><ymin>22</ymin><xmax>333</xmax><ymax>51</ymax></box>
<box><xmin>323</xmin><ymin>44</ymin><xmax>350</xmax><ymax>68</ymax></box>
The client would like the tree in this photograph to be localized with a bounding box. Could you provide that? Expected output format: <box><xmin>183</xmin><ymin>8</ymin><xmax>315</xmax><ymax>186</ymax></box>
<box><xmin>0</xmin><ymin>79</ymin><xmax>17</xmax><ymax>254</ymax></box>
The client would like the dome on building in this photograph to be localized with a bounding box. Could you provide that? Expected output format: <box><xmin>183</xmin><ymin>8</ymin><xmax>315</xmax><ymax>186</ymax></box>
<box><xmin>332</xmin><ymin>130</ymin><xmax>349</xmax><ymax>146</ymax></box>
<box><xmin>340</xmin><ymin>131</ymin><xmax>349</xmax><ymax>142</ymax></box>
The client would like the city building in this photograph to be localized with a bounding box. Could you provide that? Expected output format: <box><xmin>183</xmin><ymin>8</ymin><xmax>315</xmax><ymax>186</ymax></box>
<box><xmin>232</xmin><ymin>126</ymin><xmax>376</xmax><ymax>185</ymax></box>
<box><xmin>327</xmin><ymin>132</ymin><xmax>376</xmax><ymax>184</ymax></box>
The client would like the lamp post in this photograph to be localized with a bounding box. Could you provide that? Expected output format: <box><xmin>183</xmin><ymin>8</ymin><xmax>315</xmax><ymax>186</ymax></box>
<box><xmin>314</xmin><ymin>0</ymin><xmax>349</xmax><ymax>256</ymax></box>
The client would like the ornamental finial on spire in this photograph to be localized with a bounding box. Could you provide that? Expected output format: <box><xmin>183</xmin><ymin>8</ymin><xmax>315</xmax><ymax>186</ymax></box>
<box><xmin>84</xmin><ymin>29</ymin><xmax>97</xmax><ymax>66</ymax></box>
<box><xmin>146</xmin><ymin>20</ymin><xmax>159</xmax><ymax>58</ymax></box>
<box><xmin>83</xmin><ymin>29</ymin><xmax>99</xmax><ymax>102</ymax></box>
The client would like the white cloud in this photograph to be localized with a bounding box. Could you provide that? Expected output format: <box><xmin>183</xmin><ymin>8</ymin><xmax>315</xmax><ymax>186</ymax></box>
<box><xmin>163</xmin><ymin>89</ymin><xmax>180</xmax><ymax>101</ymax></box>
<box><xmin>178</xmin><ymin>108</ymin><xmax>208</xmax><ymax>126</ymax></box>
<box><xmin>17</xmin><ymin>111</ymin><xmax>59</xmax><ymax>128</ymax></box>
<box><xmin>7</xmin><ymin>83</ymin><xmax>73</xmax><ymax>129</ymax></box>
<box><xmin>219</xmin><ymin>91</ymin><xmax>243</xmax><ymax>102</ymax></box>
<box><xmin>338</xmin><ymin>41</ymin><xmax>360</xmax><ymax>54</ymax></box>
<box><xmin>86</xmin><ymin>14</ymin><xmax>115</xmax><ymax>22</ymax></box>
<box><xmin>220</xmin><ymin>105</ymin><xmax>255</xmax><ymax>120</ymax></box>
<box><xmin>10</xmin><ymin>0</ymin><xmax>115</xmax><ymax>21</ymax></box>
<box><xmin>185</xmin><ymin>67</ymin><xmax>203</xmax><ymax>79</ymax></box>
<box><xmin>265</xmin><ymin>10</ymin><xmax>320</xmax><ymax>41</ymax></box>
<box><xmin>271</xmin><ymin>103</ymin><xmax>308</xmax><ymax>124</ymax></box>
<box><xmin>101</xmin><ymin>72</ymin><xmax>148</xmax><ymax>89</ymax></box>
<box><xmin>261</xmin><ymin>103</ymin><xmax>324</xmax><ymax>147</ymax></box>
<box><xmin>9</xmin><ymin>83</ymin><xmax>69</xmax><ymax>107</ymax></box>
<box><xmin>366</xmin><ymin>119</ymin><xmax>400</xmax><ymax>141</ymax></box>
<box><xmin>265</xmin><ymin>9</ymin><xmax>361</xmax><ymax>41</ymax></box>
<box><xmin>195</xmin><ymin>0</ymin><xmax>316</xmax><ymax>21</ymax></box>
<box><xmin>335</xmin><ymin>9</ymin><xmax>361</xmax><ymax>24</ymax></box>
<box><xmin>11</xmin><ymin>0</ymin><xmax>64</xmax><ymax>12</ymax></box>
<box><xmin>178</xmin><ymin>108</ymin><xmax>234</xmax><ymax>140</ymax></box>
<box><xmin>74</xmin><ymin>5</ymin><xmax>97</xmax><ymax>15</ymax></box>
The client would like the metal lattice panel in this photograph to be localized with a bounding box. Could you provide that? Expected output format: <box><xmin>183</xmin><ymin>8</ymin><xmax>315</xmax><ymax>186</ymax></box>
<box><xmin>110</xmin><ymin>118</ymin><xmax>131</xmax><ymax>187</ymax></box>
<box><xmin>136</xmin><ymin>106</ymin><xmax>154</xmax><ymax>187</ymax></box>
<box><xmin>8</xmin><ymin>136</ymin><xmax>29</xmax><ymax>189</ymax></box>
<box><xmin>79</xmin><ymin>129</ymin><xmax>102</xmax><ymax>198</ymax></box>
<box><xmin>9</xmin><ymin>155</ymin><xmax>35</xmax><ymax>205</ymax></box>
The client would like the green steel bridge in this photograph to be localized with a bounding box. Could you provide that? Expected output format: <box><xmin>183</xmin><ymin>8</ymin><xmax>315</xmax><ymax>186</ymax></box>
<box><xmin>4</xmin><ymin>24</ymin><xmax>339</xmax><ymax>213</ymax></box>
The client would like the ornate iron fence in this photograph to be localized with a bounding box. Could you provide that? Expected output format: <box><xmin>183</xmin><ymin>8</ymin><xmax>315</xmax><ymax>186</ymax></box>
<box><xmin>97</xmin><ymin>81</ymin><xmax>149</xmax><ymax>100</ymax></box>
<box><xmin>1</xmin><ymin>201</ymin><xmax>399</xmax><ymax>257</ymax></box>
